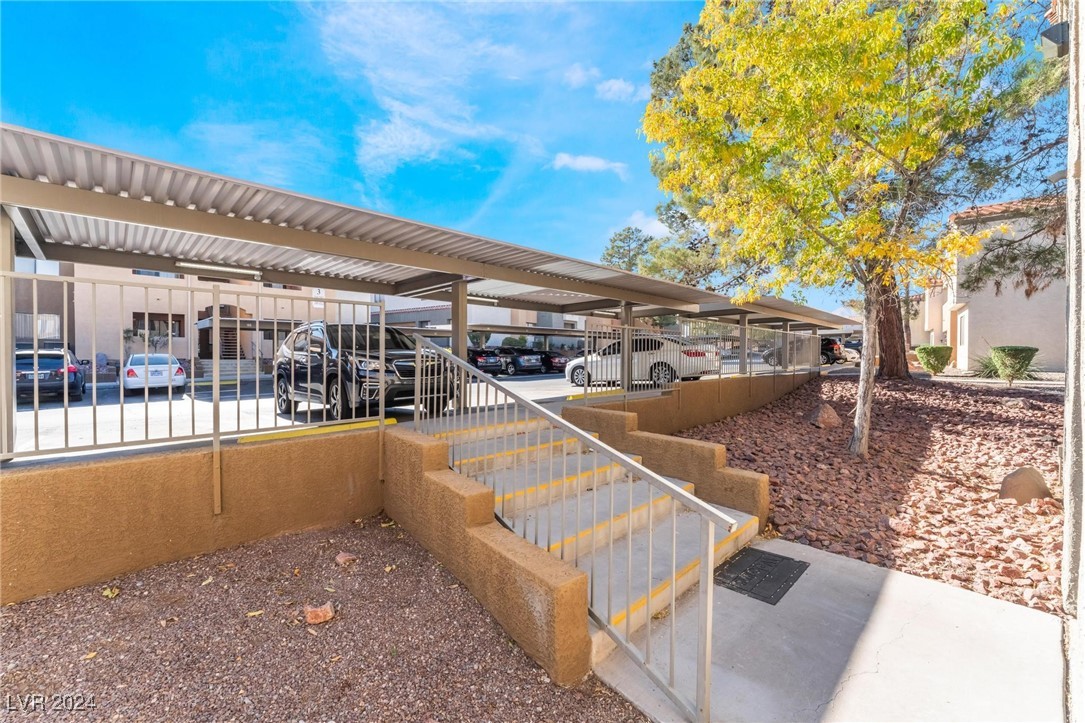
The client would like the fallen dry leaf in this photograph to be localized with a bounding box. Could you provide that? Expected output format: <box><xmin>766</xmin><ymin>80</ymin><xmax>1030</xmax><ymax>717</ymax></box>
<box><xmin>384</xmin><ymin>565</ymin><xmax>396</xmax><ymax>573</ymax></box>
<box><xmin>81</xmin><ymin>652</ymin><xmax>97</xmax><ymax>660</ymax></box>
<box><xmin>101</xmin><ymin>586</ymin><xmax>120</xmax><ymax>599</ymax></box>
<box><xmin>380</xmin><ymin>520</ymin><xmax>396</xmax><ymax>528</ymax></box>
<box><xmin>200</xmin><ymin>577</ymin><xmax>213</xmax><ymax>586</ymax></box>
<box><xmin>246</xmin><ymin>610</ymin><xmax>264</xmax><ymax>618</ymax></box>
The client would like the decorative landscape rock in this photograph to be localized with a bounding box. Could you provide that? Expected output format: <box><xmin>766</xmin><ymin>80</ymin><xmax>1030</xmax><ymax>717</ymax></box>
<box><xmin>335</xmin><ymin>551</ymin><xmax>358</xmax><ymax>566</ymax></box>
<box><xmin>304</xmin><ymin>601</ymin><xmax>335</xmax><ymax>625</ymax></box>
<box><xmin>807</xmin><ymin>402</ymin><xmax>841</xmax><ymax>428</ymax></box>
<box><xmin>999</xmin><ymin>467</ymin><xmax>1052</xmax><ymax>505</ymax></box>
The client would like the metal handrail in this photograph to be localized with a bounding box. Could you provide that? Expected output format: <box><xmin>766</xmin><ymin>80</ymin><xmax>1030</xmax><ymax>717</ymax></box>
<box><xmin>412</xmin><ymin>336</ymin><xmax>738</xmax><ymax>533</ymax></box>
<box><xmin>413</xmin><ymin>335</ymin><xmax>737</xmax><ymax>721</ymax></box>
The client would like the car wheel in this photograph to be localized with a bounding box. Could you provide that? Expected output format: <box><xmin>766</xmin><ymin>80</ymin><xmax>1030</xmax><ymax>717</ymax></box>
<box><xmin>71</xmin><ymin>385</ymin><xmax>83</xmax><ymax>402</ymax></box>
<box><xmin>275</xmin><ymin>376</ymin><xmax>296</xmax><ymax>415</ymax></box>
<box><xmin>327</xmin><ymin>379</ymin><xmax>344</xmax><ymax>421</ymax></box>
<box><xmin>820</xmin><ymin>352</ymin><xmax>831</xmax><ymax>365</ymax></box>
<box><xmin>570</xmin><ymin>367</ymin><xmax>589</xmax><ymax>387</ymax></box>
<box><xmin>505</xmin><ymin>363</ymin><xmax>516</xmax><ymax>376</ymax></box>
<box><xmin>650</xmin><ymin>363</ymin><xmax>678</xmax><ymax>387</ymax></box>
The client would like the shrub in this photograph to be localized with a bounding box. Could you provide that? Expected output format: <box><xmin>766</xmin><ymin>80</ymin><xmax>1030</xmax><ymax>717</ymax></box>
<box><xmin>973</xmin><ymin>353</ymin><xmax>1041</xmax><ymax>381</ymax></box>
<box><xmin>989</xmin><ymin>346</ymin><xmax>1040</xmax><ymax>387</ymax></box>
<box><xmin>915</xmin><ymin>345</ymin><xmax>953</xmax><ymax>375</ymax></box>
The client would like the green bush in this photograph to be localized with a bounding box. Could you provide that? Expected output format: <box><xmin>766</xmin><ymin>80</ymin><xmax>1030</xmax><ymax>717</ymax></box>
<box><xmin>989</xmin><ymin>346</ymin><xmax>1039</xmax><ymax>387</ymax></box>
<box><xmin>973</xmin><ymin>353</ymin><xmax>1041</xmax><ymax>381</ymax></box>
<box><xmin>915</xmin><ymin>345</ymin><xmax>953</xmax><ymax>375</ymax></box>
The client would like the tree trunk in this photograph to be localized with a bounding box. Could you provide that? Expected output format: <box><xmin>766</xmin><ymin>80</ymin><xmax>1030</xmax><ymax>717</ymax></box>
<box><xmin>877</xmin><ymin>281</ymin><xmax>911</xmax><ymax>379</ymax></box>
<box><xmin>848</xmin><ymin>291</ymin><xmax>881</xmax><ymax>457</ymax></box>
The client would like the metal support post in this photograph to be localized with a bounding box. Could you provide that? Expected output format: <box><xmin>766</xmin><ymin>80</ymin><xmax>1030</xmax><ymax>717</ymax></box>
<box><xmin>0</xmin><ymin>210</ymin><xmax>14</xmax><ymax>461</ymax></box>
<box><xmin>619</xmin><ymin>302</ymin><xmax>633</xmax><ymax>396</ymax></box>
<box><xmin>738</xmin><ymin>315</ymin><xmax>749</xmax><ymax>376</ymax></box>
<box><xmin>211</xmin><ymin>286</ymin><xmax>222</xmax><ymax>514</ymax></box>
<box><xmin>781</xmin><ymin>322</ymin><xmax>792</xmax><ymax>368</ymax></box>
<box><xmin>451</xmin><ymin>279</ymin><xmax>468</xmax><ymax>361</ymax></box>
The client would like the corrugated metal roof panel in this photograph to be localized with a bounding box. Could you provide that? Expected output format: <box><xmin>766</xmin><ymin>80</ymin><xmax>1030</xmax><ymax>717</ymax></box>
<box><xmin>1</xmin><ymin>124</ymin><xmax>854</xmax><ymax>326</ymax></box>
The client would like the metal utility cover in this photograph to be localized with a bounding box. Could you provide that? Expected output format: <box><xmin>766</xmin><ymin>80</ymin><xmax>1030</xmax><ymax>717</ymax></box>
<box><xmin>714</xmin><ymin>548</ymin><xmax>810</xmax><ymax>605</ymax></box>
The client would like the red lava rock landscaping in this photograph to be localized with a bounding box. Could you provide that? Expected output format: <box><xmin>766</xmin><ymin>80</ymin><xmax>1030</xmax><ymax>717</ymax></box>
<box><xmin>0</xmin><ymin>519</ymin><xmax>646</xmax><ymax>722</ymax></box>
<box><xmin>681</xmin><ymin>377</ymin><xmax>1065</xmax><ymax>615</ymax></box>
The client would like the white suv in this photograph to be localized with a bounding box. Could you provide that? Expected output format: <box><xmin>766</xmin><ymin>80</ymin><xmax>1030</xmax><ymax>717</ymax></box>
<box><xmin>565</xmin><ymin>336</ymin><xmax>720</xmax><ymax>387</ymax></box>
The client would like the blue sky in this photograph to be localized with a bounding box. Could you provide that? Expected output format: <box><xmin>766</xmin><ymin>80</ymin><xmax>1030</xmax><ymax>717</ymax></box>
<box><xmin>0</xmin><ymin>1</ymin><xmax>850</xmax><ymax>313</ymax></box>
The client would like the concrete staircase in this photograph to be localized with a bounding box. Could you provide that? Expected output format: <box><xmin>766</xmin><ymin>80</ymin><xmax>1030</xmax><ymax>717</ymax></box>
<box><xmin>447</xmin><ymin>417</ymin><xmax>759</xmax><ymax>665</ymax></box>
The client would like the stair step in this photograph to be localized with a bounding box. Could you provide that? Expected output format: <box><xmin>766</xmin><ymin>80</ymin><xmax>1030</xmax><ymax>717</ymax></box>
<box><xmin>455</xmin><ymin>431</ymin><xmax>599</xmax><ymax>476</ymax></box>
<box><xmin>586</xmin><ymin>503</ymin><xmax>758</xmax><ymax>663</ymax></box>
<box><xmin>504</xmin><ymin>476</ymin><xmax>694</xmax><ymax>561</ymax></box>
<box><xmin>489</xmin><ymin>454</ymin><xmax>641</xmax><ymax>516</ymax></box>
<box><xmin>433</xmin><ymin>416</ymin><xmax>551</xmax><ymax>443</ymax></box>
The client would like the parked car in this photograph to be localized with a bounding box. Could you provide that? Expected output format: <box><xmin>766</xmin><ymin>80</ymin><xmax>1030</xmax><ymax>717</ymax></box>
<box><xmin>15</xmin><ymin>348</ymin><xmax>85</xmax><ymax>402</ymax></box>
<box><xmin>762</xmin><ymin>336</ymin><xmax>846</xmax><ymax>366</ymax></box>
<box><xmin>274</xmin><ymin>322</ymin><xmax>452</xmax><ymax>420</ymax></box>
<box><xmin>122</xmin><ymin>353</ymin><xmax>187</xmax><ymax>395</ymax></box>
<box><xmin>467</xmin><ymin>347</ymin><xmax>503</xmax><ymax>375</ymax></box>
<box><xmin>565</xmin><ymin>336</ymin><xmax>720</xmax><ymax>387</ymax></box>
<box><xmin>493</xmin><ymin>346</ymin><xmax>543</xmax><ymax>375</ymax></box>
<box><xmin>841</xmin><ymin>338</ymin><xmax>863</xmax><ymax>361</ymax></box>
<box><xmin>538</xmin><ymin>350</ymin><xmax>570</xmax><ymax>374</ymax></box>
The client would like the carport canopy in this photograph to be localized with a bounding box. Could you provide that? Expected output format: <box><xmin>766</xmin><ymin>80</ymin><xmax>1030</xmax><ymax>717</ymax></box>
<box><xmin>0</xmin><ymin>124</ymin><xmax>856</xmax><ymax>360</ymax></box>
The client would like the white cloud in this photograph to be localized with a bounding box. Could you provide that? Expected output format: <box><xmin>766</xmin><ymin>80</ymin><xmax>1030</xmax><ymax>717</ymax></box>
<box><xmin>563</xmin><ymin>63</ymin><xmax>600</xmax><ymax>88</ymax></box>
<box><xmin>314</xmin><ymin>4</ymin><xmax>546</xmax><ymax>186</ymax></box>
<box><xmin>552</xmin><ymin>152</ymin><xmax>628</xmax><ymax>181</ymax></box>
<box><xmin>182</xmin><ymin>118</ymin><xmax>330</xmax><ymax>189</ymax></box>
<box><xmin>624</xmin><ymin>210</ymin><xmax>669</xmax><ymax>237</ymax></box>
<box><xmin>595</xmin><ymin>78</ymin><xmax>651</xmax><ymax>103</ymax></box>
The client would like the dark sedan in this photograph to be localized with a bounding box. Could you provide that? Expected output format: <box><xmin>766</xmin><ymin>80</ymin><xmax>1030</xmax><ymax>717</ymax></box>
<box><xmin>538</xmin><ymin>350</ymin><xmax>570</xmax><ymax>373</ymax></box>
<box><xmin>493</xmin><ymin>346</ymin><xmax>543</xmax><ymax>375</ymax></box>
<box><xmin>15</xmin><ymin>349</ymin><xmax>85</xmax><ymax>402</ymax></box>
<box><xmin>467</xmin><ymin>347</ymin><xmax>503</xmax><ymax>374</ymax></box>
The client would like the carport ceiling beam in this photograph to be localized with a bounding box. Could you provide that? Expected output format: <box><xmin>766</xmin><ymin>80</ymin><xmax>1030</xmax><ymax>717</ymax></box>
<box><xmin>38</xmin><ymin>244</ymin><xmax>398</xmax><ymax>296</ymax></box>
<box><xmin>393</xmin><ymin>272</ymin><xmax>466</xmax><ymax>297</ymax></box>
<box><xmin>412</xmin><ymin>288</ymin><xmax>566</xmax><ymax>314</ymax></box>
<box><xmin>2</xmin><ymin>205</ymin><xmax>46</xmax><ymax>261</ymax></box>
<box><xmin>561</xmin><ymin>299</ymin><xmax>622</xmax><ymax>314</ymax></box>
<box><xmin>0</xmin><ymin>177</ymin><xmax>700</xmax><ymax>312</ymax></box>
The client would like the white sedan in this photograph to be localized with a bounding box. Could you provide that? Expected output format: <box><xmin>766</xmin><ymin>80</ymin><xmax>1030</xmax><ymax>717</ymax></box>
<box><xmin>566</xmin><ymin>336</ymin><xmax>720</xmax><ymax>387</ymax></box>
<box><xmin>122</xmin><ymin>353</ymin><xmax>187</xmax><ymax>395</ymax></box>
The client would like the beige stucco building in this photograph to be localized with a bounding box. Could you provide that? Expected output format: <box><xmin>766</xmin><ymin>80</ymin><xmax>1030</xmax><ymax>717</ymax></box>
<box><xmin>918</xmin><ymin>200</ymin><xmax>1068</xmax><ymax>372</ymax></box>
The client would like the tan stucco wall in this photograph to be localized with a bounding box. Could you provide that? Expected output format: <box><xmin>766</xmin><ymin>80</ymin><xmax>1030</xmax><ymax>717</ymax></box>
<box><xmin>0</xmin><ymin>428</ymin><xmax>382</xmax><ymax>605</ymax></box>
<box><xmin>561</xmin><ymin>405</ymin><xmax>770</xmax><ymax>530</ymax></box>
<box><xmin>589</xmin><ymin>372</ymin><xmax>817</xmax><ymax>436</ymax></box>
<box><xmin>383</xmin><ymin>428</ymin><xmax>591</xmax><ymax>686</ymax></box>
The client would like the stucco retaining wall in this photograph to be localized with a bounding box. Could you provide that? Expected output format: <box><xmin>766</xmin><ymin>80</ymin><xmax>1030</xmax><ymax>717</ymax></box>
<box><xmin>590</xmin><ymin>371</ymin><xmax>818</xmax><ymax>435</ymax></box>
<box><xmin>383</xmin><ymin>427</ymin><xmax>591</xmax><ymax>686</ymax></box>
<box><xmin>0</xmin><ymin>429</ymin><xmax>382</xmax><ymax>605</ymax></box>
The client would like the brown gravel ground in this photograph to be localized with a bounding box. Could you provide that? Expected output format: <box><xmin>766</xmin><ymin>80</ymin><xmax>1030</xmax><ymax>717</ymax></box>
<box><xmin>681</xmin><ymin>376</ymin><xmax>1065</xmax><ymax>615</ymax></box>
<box><xmin>0</xmin><ymin>519</ymin><xmax>647</xmax><ymax>722</ymax></box>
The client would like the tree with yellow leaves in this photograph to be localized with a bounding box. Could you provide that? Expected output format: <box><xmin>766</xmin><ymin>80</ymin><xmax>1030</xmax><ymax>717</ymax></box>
<box><xmin>645</xmin><ymin>0</ymin><xmax>1032</xmax><ymax>456</ymax></box>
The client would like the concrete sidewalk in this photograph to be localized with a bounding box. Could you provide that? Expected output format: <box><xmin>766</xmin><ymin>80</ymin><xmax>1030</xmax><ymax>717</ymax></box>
<box><xmin>597</xmin><ymin>538</ymin><xmax>1065</xmax><ymax>722</ymax></box>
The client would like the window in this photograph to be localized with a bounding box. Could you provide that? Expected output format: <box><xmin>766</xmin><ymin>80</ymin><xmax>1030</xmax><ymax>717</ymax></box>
<box><xmin>292</xmin><ymin>333</ymin><xmax>310</xmax><ymax>352</ymax></box>
<box><xmin>132</xmin><ymin>270</ymin><xmax>184</xmax><ymax>279</ymax></box>
<box><xmin>132</xmin><ymin>313</ymin><xmax>185</xmax><ymax>338</ymax></box>
<box><xmin>262</xmin><ymin>282</ymin><xmax>302</xmax><ymax>290</ymax></box>
<box><xmin>564</xmin><ymin>321</ymin><xmax>577</xmax><ymax>330</ymax></box>
<box><xmin>632</xmin><ymin>338</ymin><xmax>663</xmax><ymax>353</ymax></box>
<box><xmin>14</xmin><ymin>312</ymin><xmax>60</xmax><ymax>339</ymax></box>
<box><xmin>600</xmin><ymin>341</ymin><xmax>621</xmax><ymax>356</ymax></box>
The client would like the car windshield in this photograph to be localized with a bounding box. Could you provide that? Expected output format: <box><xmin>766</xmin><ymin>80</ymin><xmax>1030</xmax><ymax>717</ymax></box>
<box><xmin>128</xmin><ymin>354</ymin><xmax>176</xmax><ymax>366</ymax></box>
<box><xmin>15</xmin><ymin>355</ymin><xmax>64</xmax><ymax>370</ymax></box>
<box><xmin>324</xmin><ymin>325</ymin><xmax>416</xmax><ymax>352</ymax></box>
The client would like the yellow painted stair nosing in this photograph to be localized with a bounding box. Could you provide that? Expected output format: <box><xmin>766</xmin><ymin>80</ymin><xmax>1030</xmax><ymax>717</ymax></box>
<box><xmin>547</xmin><ymin>483</ymin><xmax>695</xmax><ymax>554</ymax></box>
<box><xmin>607</xmin><ymin>516</ymin><xmax>758</xmax><ymax>628</ymax></box>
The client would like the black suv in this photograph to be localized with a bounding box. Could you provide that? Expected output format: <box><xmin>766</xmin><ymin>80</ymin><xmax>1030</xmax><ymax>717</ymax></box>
<box><xmin>15</xmin><ymin>348</ymin><xmax>85</xmax><ymax>402</ymax></box>
<box><xmin>274</xmin><ymin>322</ymin><xmax>451</xmax><ymax>420</ymax></box>
<box><xmin>493</xmin><ymin>347</ymin><xmax>543</xmax><ymax>375</ymax></box>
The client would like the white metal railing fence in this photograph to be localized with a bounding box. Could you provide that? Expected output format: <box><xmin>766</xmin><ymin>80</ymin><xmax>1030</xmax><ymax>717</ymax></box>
<box><xmin>571</xmin><ymin>321</ymin><xmax>821</xmax><ymax>401</ymax></box>
<box><xmin>413</xmin><ymin>335</ymin><xmax>736</xmax><ymax>721</ymax></box>
<box><xmin>1</xmin><ymin>270</ymin><xmax>387</xmax><ymax>461</ymax></box>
